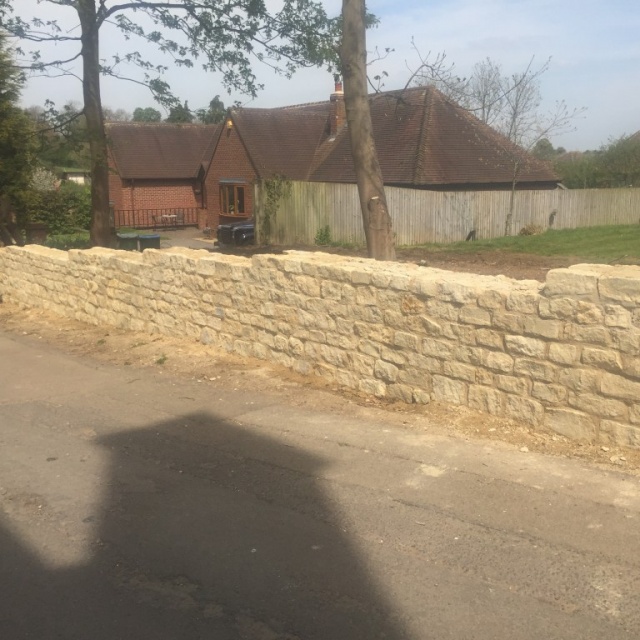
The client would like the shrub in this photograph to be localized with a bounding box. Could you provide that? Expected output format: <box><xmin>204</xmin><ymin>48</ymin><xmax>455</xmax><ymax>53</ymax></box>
<box><xmin>44</xmin><ymin>231</ymin><xmax>91</xmax><ymax>250</ymax></box>
<box><xmin>314</xmin><ymin>224</ymin><xmax>332</xmax><ymax>245</ymax></box>
<box><xmin>26</xmin><ymin>181</ymin><xmax>92</xmax><ymax>235</ymax></box>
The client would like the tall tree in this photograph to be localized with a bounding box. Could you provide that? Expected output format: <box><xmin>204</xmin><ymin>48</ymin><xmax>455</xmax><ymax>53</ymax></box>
<box><xmin>166</xmin><ymin>101</ymin><xmax>194</xmax><ymax>123</ymax></box>
<box><xmin>0</xmin><ymin>34</ymin><xmax>34</xmax><ymax>245</ymax></box>
<box><xmin>1</xmin><ymin>0</ymin><xmax>335</xmax><ymax>246</ymax></box>
<box><xmin>415</xmin><ymin>54</ymin><xmax>583</xmax><ymax>234</ymax></box>
<box><xmin>196</xmin><ymin>95</ymin><xmax>227</xmax><ymax>125</ymax></box>
<box><xmin>132</xmin><ymin>107</ymin><xmax>162</xmax><ymax>123</ymax></box>
<box><xmin>340</xmin><ymin>0</ymin><xmax>395</xmax><ymax>261</ymax></box>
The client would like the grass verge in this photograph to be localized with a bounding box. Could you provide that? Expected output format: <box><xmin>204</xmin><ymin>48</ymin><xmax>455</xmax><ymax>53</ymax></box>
<box><xmin>410</xmin><ymin>225</ymin><xmax>640</xmax><ymax>261</ymax></box>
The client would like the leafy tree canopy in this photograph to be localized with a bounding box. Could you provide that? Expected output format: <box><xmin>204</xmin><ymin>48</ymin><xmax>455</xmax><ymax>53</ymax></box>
<box><xmin>0</xmin><ymin>33</ymin><xmax>34</xmax><ymax>209</ymax></box>
<box><xmin>166</xmin><ymin>101</ymin><xmax>194</xmax><ymax>123</ymax></box>
<box><xmin>196</xmin><ymin>95</ymin><xmax>227</xmax><ymax>125</ymax></box>
<box><xmin>132</xmin><ymin>107</ymin><xmax>162</xmax><ymax>122</ymax></box>
<box><xmin>0</xmin><ymin>0</ymin><xmax>338</xmax><ymax>246</ymax></box>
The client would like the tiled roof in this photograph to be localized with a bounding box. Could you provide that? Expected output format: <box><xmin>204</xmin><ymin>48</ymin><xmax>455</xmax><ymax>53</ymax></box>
<box><xmin>230</xmin><ymin>103</ymin><xmax>330</xmax><ymax>180</ymax></box>
<box><xmin>106</xmin><ymin>123</ymin><xmax>220</xmax><ymax>180</ymax></box>
<box><xmin>309</xmin><ymin>87</ymin><xmax>558</xmax><ymax>186</ymax></box>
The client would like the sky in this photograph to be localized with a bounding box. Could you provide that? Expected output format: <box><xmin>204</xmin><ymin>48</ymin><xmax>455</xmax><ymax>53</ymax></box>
<box><xmin>12</xmin><ymin>0</ymin><xmax>640</xmax><ymax>151</ymax></box>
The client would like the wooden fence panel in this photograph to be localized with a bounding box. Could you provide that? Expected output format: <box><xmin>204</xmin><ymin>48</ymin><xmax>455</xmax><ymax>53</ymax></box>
<box><xmin>255</xmin><ymin>181</ymin><xmax>640</xmax><ymax>246</ymax></box>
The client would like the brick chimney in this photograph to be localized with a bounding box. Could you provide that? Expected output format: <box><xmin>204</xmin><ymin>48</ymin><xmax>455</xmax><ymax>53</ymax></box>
<box><xmin>329</xmin><ymin>79</ymin><xmax>346</xmax><ymax>137</ymax></box>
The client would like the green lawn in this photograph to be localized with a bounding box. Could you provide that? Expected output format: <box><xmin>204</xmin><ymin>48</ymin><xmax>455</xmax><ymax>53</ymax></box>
<box><xmin>412</xmin><ymin>225</ymin><xmax>640</xmax><ymax>261</ymax></box>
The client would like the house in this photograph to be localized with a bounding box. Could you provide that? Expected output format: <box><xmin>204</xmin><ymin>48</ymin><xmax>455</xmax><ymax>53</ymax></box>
<box><xmin>107</xmin><ymin>84</ymin><xmax>559</xmax><ymax>231</ymax></box>
<box><xmin>106</xmin><ymin>122</ymin><xmax>219</xmax><ymax>228</ymax></box>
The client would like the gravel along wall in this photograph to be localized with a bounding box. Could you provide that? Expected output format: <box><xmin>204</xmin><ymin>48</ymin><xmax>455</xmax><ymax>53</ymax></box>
<box><xmin>2</xmin><ymin>245</ymin><xmax>640</xmax><ymax>448</ymax></box>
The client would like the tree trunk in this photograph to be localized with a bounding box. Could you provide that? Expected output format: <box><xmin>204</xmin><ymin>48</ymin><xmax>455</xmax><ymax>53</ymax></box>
<box><xmin>78</xmin><ymin>0</ymin><xmax>111</xmax><ymax>247</ymax></box>
<box><xmin>340</xmin><ymin>0</ymin><xmax>395</xmax><ymax>261</ymax></box>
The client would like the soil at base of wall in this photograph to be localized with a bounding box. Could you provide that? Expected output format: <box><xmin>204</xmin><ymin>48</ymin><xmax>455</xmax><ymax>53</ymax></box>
<box><xmin>1</xmin><ymin>301</ymin><xmax>638</xmax><ymax>472</ymax></box>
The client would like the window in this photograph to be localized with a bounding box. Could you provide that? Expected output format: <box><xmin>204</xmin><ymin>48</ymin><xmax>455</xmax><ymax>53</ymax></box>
<box><xmin>220</xmin><ymin>184</ymin><xmax>245</xmax><ymax>215</ymax></box>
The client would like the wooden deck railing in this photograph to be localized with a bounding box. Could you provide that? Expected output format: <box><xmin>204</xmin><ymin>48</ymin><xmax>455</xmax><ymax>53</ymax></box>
<box><xmin>114</xmin><ymin>208</ymin><xmax>200</xmax><ymax>229</ymax></box>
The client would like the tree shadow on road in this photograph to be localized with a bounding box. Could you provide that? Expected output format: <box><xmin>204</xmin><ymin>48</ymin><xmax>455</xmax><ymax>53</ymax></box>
<box><xmin>0</xmin><ymin>411</ymin><xmax>410</xmax><ymax>639</ymax></box>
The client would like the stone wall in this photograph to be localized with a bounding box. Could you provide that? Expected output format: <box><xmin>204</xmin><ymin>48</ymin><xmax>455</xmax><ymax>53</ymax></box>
<box><xmin>2</xmin><ymin>245</ymin><xmax>640</xmax><ymax>448</ymax></box>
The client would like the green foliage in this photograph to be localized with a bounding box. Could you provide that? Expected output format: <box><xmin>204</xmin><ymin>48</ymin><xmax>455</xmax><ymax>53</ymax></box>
<box><xmin>132</xmin><ymin>107</ymin><xmax>162</xmax><ymax>122</ymax></box>
<box><xmin>0</xmin><ymin>34</ymin><xmax>35</xmax><ymax>211</ymax></box>
<box><xmin>196</xmin><ymin>96</ymin><xmax>227</xmax><ymax>124</ymax></box>
<box><xmin>25</xmin><ymin>102</ymin><xmax>91</xmax><ymax>173</ymax></box>
<box><xmin>166</xmin><ymin>101</ymin><xmax>194</xmax><ymax>123</ymax></box>
<box><xmin>554</xmin><ymin>136</ymin><xmax>640</xmax><ymax>189</ymax></box>
<box><xmin>414</xmin><ymin>225</ymin><xmax>640</xmax><ymax>261</ymax></box>
<box><xmin>27</xmin><ymin>182</ymin><xmax>92</xmax><ymax>235</ymax></box>
<box><xmin>314</xmin><ymin>225</ymin><xmax>332</xmax><ymax>245</ymax></box>
<box><xmin>44</xmin><ymin>231</ymin><xmax>91</xmax><ymax>250</ymax></box>
<box><xmin>553</xmin><ymin>152</ymin><xmax>602</xmax><ymax>189</ymax></box>
<box><xmin>261</xmin><ymin>176</ymin><xmax>292</xmax><ymax>243</ymax></box>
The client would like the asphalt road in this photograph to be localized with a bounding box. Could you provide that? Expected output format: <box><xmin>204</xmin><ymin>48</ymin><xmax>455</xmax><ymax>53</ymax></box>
<box><xmin>1</xmin><ymin>329</ymin><xmax>639</xmax><ymax>639</ymax></box>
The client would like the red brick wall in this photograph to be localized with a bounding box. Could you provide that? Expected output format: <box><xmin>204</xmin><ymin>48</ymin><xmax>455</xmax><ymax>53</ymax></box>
<box><xmin>204</xmin><ymin>124</ymin><xmax>257</xmax><ymax>230</ymax></box>
<box><xmin>119</xmin><ymin>180</ymin><xmax>200</xmax><ymax>211</ymax></box>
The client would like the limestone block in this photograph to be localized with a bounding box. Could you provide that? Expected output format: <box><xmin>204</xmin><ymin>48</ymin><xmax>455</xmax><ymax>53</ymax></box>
<box><xmin>484</xmin><ymin>351</ymin><xmax>514</xmax><ymax>373</ymax></box>
<box><xmin>420</xmin><ymin>316</ymin><xmax>444</xmax><ymax>336</ymax></box>
<box><xmin>492</xmin><ymin>311</ymin><xmax>524</xmax><ymax>334</ymax></box>
<box><xmin>506</xmin><ymin>291</ymin><xmax>539</xmax><ymax>314</ymax></box>
<box><xmin>347</xmin><ymin>268</ymin><xmax>371</xmax><ymax>285</ymax></box>
<box><xmin>379</xmin><ymin>346</ymin><xmax>407</xmax><ymax>366</ymax></box>
<box><xmin>359</xmin><ymin>377</ymin><xmax>387</xmax><ymax>397</ymax></box>
<box><xmin>387</xmin><ymin>384</ymin><xmax>414</xmax><ymax>403</ymax></box>
<box><xmin>348</xmin><ymin>304</ymin><xmax>384</xmax><ymax>325</ymax></box>
<box><xmin>454</xmin><ymin>345</ymin><xmax>486</xmax><ymax>367</ymax></box>
<box><xmin>477</xmin><ymin>289</ymin><xmax>507</xmax><ymax>310</ymax></box>
<box><xmin>292</xmin><ymin>358</ymin><xmax>313</xmax><ymax>376</ymax></box>
<box><xmin>523</xmin><ymin>317</ymin><xmax>563</xmax><ymax>340</ymax></box>
<box><xmin>358</xmin><ymin>339</ymin><xmax>381</xmax><ymax>357</ymax></box>
<box><xmin>568</xmin><ymin>393</ymin><xmax>628</xmax><ymax>419</ymax></box>
<box><xmin>598</xmin><ymin>266</ymin><xmax>640</xmax><ymax>306</ymax></box>
<box><xmin>600</xmin><ymin>372</ymin><xmax>640</xmax><ymax>401</ymax></box>
<box><xmin>374</xmin><ymin>359</ymin><xmax>400</xmax><ymax>383</ymax></box>
<box><xmin>438</xmin><ymin>279</ymin><xmax>481</xmax><ymax>304</ymax></box>
<box><xmin>371</xmin><ymin>271</ymin><xmax>392</xmax><ymax>288</ymax></box>
<box><xmin>468</xmin><ymin>385</ymin><xmax>505</xmax><ymax>416</ymax></box>
<box><xmin>544</xmin><ymin>265</ymin><xmax>610</xmax><ymax>297</ymax></box>
<box><xmin>513</xmin><ymin>358</ymin><xmax>557</xmax><ymax>382</ymax></box>
<box><xmin>476</xmin><ymin>329</ymin><xmax>504</xmax><ymax>350</ymax></box>
<box><xmin>574</xmin><ymin>301</ymin><xmax>604</xmax><ymax>325</ymax></box>
<box><xmin>505</xmin><ymin>335</ymin><xmax>547</xmax><ymax>358</ymax></box>
<box><xmin>320</xmin><ymin>280</ymin><xmax>343</xmax><ymax>301</ymax></box>
<box><xmin>581</xmin><ymin>347</ymin><xmax>622</xmax><ymax>372</ymax></box>
<box><xmin>548</xmin><ymin>343</ymin><xmax>578</xmax><ymax>365</ymax></box>
<box><xmin>630</xmin><ymin>405</ymin><xmax>640</xmax><ymax>425</ymax></box>
<box><xmin>321</xmin><ymin>344</ymin><xmax>348</xmax><ymax>368</ymax></box>
<box><xmin>545</xmin><ymin>408</ymin><xmax>597</xmax><ymax>441</ymax></box>
<box><xmin>610</xmin><ymin>327</ymin><xmax>640</xmax><ymax>356</ymax></box>
<box><xmin>288</xmin><ymin>337</ymin><xmax>304</xmax><ymax>357</ymax></box>
<box><xmin>459</xmin><ymin>306</ymin><xmax>492</xmax><ymax>326</ymax></box>
<box><xmin>293</xmin><ymin>275</ymin><xmax>321</xmax><ymax>297</ymax></box>
<box><xmin>443</xmin><ymin>361</ymin><xmax>477</xmax><ymax>383</ymax></box>
<box><xmin>405</xmin><ymin>352</ymin><xmax>442</xmax><ymax>374</ymax></box>
<box><xmin>564</xmin><ymin>323</ymin><xmax>611</xmax><ymax>347</ymax></box>
<box><xmin>272</xmin><ymin>350</ymin><xmax>294</xmax><ymax>369</ymax></box>
<box><xmin>399</xmin><ymin>367</ymin><xmax>432</xmax><ymax>387</ymax></box>
<box><xmin>531</xmin><ymin>382</ymin><xmax>567</xmax><ymax>404</ymax></box>
<box><xmin>422</xmin><ymin>337</ymin><xmax>455</xmax><ymax>359</ymax></box>
<box><xmin>599</xmin><ymin>420</ymin><xmax>640</xmax><ymax>448</ymax></box>
<box><xmin>505</xmin><ymin>395</ymin><xmax>544</xmax><ymax>425</ymax></box>
<box><xmin>432</xmin><ymin>376</ymin><xmax>468</xmax><ymax>405</ymax></box>
<box><xmin>444</xmin><ymin>323</ymin><xmax>477</xmax><ymax>346</ymax></box>
<box><xmin>393</xmin><ymin>331</ymin><xmax>420</xmax><ymax>351</ymax></box>
<box><xmin>351</xmin><ymin>353</ymin><xmax>375</xmax><ymax>376</ymax></box>
<box><xmin>412</xmin><ymin>389</ymin><xmax>431</xmax><ymax>404</ymax></box>
<box><xmin>426</xmin><ymin>300</ymin><xmax>460</xmax><ymax>322</ymax></box>
<box><xmin>475</xmin><ymin>368</ymin><xmax>494</xmax><ymax>386</ymax></box>
<box><xmin>334</xmin><ymin>369</ymin><xmax>359</xmax><ymax>390</ymax></box>
<box><xmin>604</xmin><ymin>305</ymin><xmax>632</xmax><ymax>328</ymax></box>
